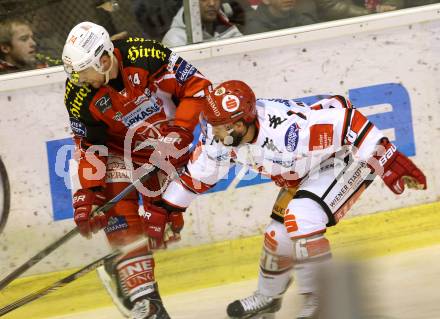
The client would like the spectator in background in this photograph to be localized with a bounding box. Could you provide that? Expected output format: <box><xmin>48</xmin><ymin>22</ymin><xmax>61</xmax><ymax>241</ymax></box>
<box><xmin>98</xmin><ymin>0</ymin><xmax>146</xmax><ymax>40</ymax></box>
<box><xmin>239</xmin><ymin>0</ymin><xmax>407</xmax><ymax>23</ymax></box>
<box><xmin>222</xmin><ymin>0</ymin><xmax>255</xmax><ymax>32</ymax></box>
<box><xmin>26</xmin><ymin>0</ymin><xmax>139</xmax><ymax>61</ymax></box>
<box><xmin>243</xmin><ymin>0</ymin><xmax>316</xmax><ymax>35</ymax></box>
<box><xmin>295</xmin><ymin>0</ymin><xmax>404</xmax><ymax>22</ymax></box>
<box><xmin>132</xmin><ymin>0</ymin><xmax>183</xmax><ymax>40</ymax></box>
<box><xmin>0</xmin><ymin>18</ymin><xmax>51</xmax><ymax>74</ymax></box>
<box><xmin>162</xmin><ymin>0</ymin><xmax>243</xmax><ymax>47</ymax></box>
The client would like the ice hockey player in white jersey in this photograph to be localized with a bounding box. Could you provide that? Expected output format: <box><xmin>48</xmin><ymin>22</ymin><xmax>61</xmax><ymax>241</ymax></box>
<box><xmin>142</xmin><ymin>80</ymin><xmax>427</xmax><ymax>318</ymax></box>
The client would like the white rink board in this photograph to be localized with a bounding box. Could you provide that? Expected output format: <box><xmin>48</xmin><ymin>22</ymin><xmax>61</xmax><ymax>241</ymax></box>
<box><xmin>0</xmin><ymin>7</ymin><xmax>439</xmax><ymax>276</ymax></box>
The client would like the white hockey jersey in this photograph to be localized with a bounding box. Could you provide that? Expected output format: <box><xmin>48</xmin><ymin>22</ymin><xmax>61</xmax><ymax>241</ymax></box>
<box><xmin>162</xmin><ymin>96</ymin><xmax>384</xmax><ymax>208</ymax></box>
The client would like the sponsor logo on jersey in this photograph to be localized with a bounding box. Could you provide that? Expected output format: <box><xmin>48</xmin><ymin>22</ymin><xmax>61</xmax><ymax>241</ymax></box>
<box><xmin>64</xmin><ymin>81</ymin><xmax>93</xmax><ymax>119</ymax></box>
<box><xmin>271</xmin><ymin>158</ymin><xmax>295</xmax><ymax>168</ymax></box>
<box><xmin>69</xmin><ymin>118</ymin><xmax>87</xmax><ymax>137</ymax></box>
<box><xmin>268</xmin><ymin>114</ymin><xmax>287</xmax><ymax>128</ymax></box>
<box><xmin>95</xmin><ymin>94</ymin><xmax>112</xmax><ymax>113</ymax></box>
<box><xmin>167</xmin><ymin>52</ymin><xmax>179</xmax><ymax>72</ymax></box>
<box><xmin>122</xmin><ymin>102</ymin><xmax>161</xmax><ymax>128</ymax></box>
<box><xmin>175</xmin><ymin>60</ymin><xmax>197</xmax><ymax>85</ymax></box>
<box><xmin>104</xmin><ymin>216</ymin><xmax>129</xmax><ymax>234</ymax></box>
<box><xmin>284</xmin><ymin>123</ymin><xmax>300</xmax><ymax>152</ymax></box>
<box><xmin>127</xmin><ymin>45</ymin><xmax>167</xmax><ymax>62</ymax></box>
<box><xmin>222</xmin><ymin>95</ymin><xmax>240</xmax><ymax>112</ymax></box>
<box><xmin>262</xmin><ymin>137</ymin><xmax>282</xmax><ymax>153</ymax></box>
<box><xmin>309</xmin><ymin>124</ymin><xmax>333</xmax><ymax>151</ymax></box>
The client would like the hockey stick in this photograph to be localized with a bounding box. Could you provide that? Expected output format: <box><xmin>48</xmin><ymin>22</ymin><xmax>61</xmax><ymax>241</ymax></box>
<box><xmin>0</xmin><ymin>238</ymin><xmax>149</xmax><ymax>317</ymax></box>
<box><xmin>0</xmin><ymin>165</ymin><xmax>158</xmax><ymax>291</ymax></box>
<box><xmin>0</xmin><ymin>156</ymin><xmax>10</xmax><ymax>235</ymax></box>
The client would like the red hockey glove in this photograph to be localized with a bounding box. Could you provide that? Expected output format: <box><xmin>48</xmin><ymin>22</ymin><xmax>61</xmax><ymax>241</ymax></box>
<box><xmin>72</xmin><ymin>188</ymin><xmax>107</xmax><ymax>238</ymax></box>
<box><xmin>372</xmin><ymin>138</ymin><xmax>427</xmax><ymax>195</ymax></box>
<box><xmin>141</xmin><ymin>201</ymin><xmax>184</xmax><ymax>249</ymax></box>
<box><xmin>165</xmin><ymin>212</ymin><xmax>184</xmax><ymax>242</ymax></box>
<box><xmin>150</xmin><ymin>125</ymin><xmax>193</xmax><ymax>173</ymax></box>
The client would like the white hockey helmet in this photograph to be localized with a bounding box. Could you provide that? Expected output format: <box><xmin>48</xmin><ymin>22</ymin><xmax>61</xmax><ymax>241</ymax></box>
<box><xmin>62</xmin><ymin>21</ymin><xmax>114</xmax><ymax>84</ymax></box>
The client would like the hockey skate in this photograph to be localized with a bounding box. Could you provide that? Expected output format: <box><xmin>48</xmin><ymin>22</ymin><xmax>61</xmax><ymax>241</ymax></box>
<box><xmin>97</xmin><ymin>260</ymin><xmax>170</xmax><ymax>319</ymax></box>
<box><xmin>227</xmin><ymin>291</ymin><xmax>282</xmax><ymax>319</ymax></box>
<box><xmin>296</xmin><ymin>293</ymin><xmax>319</xmax><ymax>319</ymax></box>
<box><xmin>131</xmin><ymin>291</ymin><xmax>171</xmax><ymax>319</ymax></box>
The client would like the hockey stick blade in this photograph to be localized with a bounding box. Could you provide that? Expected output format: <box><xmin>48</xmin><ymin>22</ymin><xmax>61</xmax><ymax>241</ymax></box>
<box><xmin>0</xmin><ymin>166</ymin><xmax>158</xmax><ymax>291</ymax></box>
<box><xmin>0</xmin><ymin>238</ymin><xmax>149</xmax><ymax>317</ymax></box>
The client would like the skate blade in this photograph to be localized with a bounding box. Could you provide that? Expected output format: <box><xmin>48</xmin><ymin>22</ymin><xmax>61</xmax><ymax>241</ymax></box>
<box><xmin>96</xmin><ymin>266</ymin><xmax>131</xmax><ymax>318</ymax></box>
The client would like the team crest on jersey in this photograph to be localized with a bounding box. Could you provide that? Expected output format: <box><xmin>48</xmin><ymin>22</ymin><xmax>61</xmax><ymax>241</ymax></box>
<box><xmin>222</xmin><ymin>95</ymin><xmax>240</xmax><ymax>112</ymax></box>
<box><xmin>175</xmin><ymin>61</ymin><xmax>197</xmax><ymax>85</ymax></box>
<box><xmin>284</xmin><ymin>123</ymin><xmax>300</xmax><ymax>152</ymax></box>
<box><xmin>95</xmin><ymin>94</ymin><xmax>112</xmax><ymax>113</ymax></box>
<box><xmin>69</xmin><ymin>118</ymin><xmax>87</xmax><ymax>137</ymax></box>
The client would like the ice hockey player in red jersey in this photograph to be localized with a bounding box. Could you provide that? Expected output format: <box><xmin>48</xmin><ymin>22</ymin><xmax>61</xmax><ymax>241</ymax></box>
<box><xmin>62</xmin><ymin>22</ymin><xmax>211</xmax><ymax>318</ymax></box>
<box><xmin>152</xmin><ymin>80</ymin><xmax>427</xmax><ymax>318</ymax></box>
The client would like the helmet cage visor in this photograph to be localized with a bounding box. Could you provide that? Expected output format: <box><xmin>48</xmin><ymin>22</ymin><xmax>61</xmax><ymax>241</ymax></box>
<box><xmin>63</xmin><ymin>49</ymin><xmax>113</xmax><ymax>87</ymax></box>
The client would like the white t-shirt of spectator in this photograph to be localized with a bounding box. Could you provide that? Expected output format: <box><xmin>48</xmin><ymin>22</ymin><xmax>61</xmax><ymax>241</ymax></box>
<box><xmin>162</xmin><ymin>7</ymin><xmax>242</xmax><ymax>47</ymax></box>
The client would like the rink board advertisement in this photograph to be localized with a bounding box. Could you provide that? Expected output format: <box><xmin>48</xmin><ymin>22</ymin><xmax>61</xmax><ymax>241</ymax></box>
<box><xmin>0</xmin><ymin>13</ymin><xmax>439</xmax><ymax>275</ymax></box>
